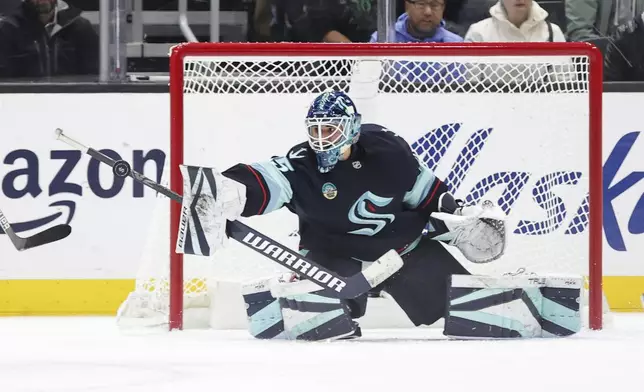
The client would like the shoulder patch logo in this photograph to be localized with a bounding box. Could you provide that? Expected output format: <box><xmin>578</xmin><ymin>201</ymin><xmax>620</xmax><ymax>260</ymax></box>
<box><xmin>289</xmin><ymin>148</ymin><xmax>307</xmax><ymax>159</ymax></box>
<box><xmin>321</xmin><ymin>182</ymin><xmax>338</xmax><ymax>200</ymax></box>
<box><xmin>352</xmin><ymin>161</ymin><xmax>362</xmax><ymax>169</ymax></box>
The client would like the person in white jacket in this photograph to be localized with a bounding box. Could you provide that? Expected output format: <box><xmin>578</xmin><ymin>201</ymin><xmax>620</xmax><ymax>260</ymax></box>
<box><xmin>464</xmin><ymin>0</ymin><xmax>566</xmax><ymax>42</ymax></box>
<box><xmin>463</xmin><ymin>1</ymin><xmax>574</xmax><ymax>86</ymax></box>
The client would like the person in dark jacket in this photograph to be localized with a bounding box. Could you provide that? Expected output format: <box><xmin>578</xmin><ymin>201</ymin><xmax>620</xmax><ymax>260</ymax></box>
<box><xmin>311</xmin><ymin>0</ymin><xmax>379</xmax><ymax>42</ymax></box>
<box><xmin>265</xmin><ymin>0</ymin><xmax>411</xmax><ymax>43</ymax></box>
<box><xmin>0</xmin><ymin>0</ymin><xmax>23</xmax><ymax>15</ymax></box>
<box><xmin>296</xmin><ymin>0</ymin><xmax>379</xmax><ymax>43</ymax></box>
<box><xmin>0</xmin><ymin>0</ymin><xmax>98</xmax><ymax>78</ymax></box>
<box><xmin>604</xmin><ymin>12</ymin><xmax>644</xmax><ymax>81</ymax></box>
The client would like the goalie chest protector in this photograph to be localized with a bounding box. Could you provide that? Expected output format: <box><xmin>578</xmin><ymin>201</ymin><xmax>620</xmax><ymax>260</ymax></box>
<box><xmin>228</xmin><ymin>124</ymin><xmax>444</xmax><ymax>262</ymax></box>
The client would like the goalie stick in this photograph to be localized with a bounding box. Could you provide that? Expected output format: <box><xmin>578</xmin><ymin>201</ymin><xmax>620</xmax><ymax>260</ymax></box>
<box><xmin>54</xmin><ymin>128</ymin><xmax>403</xmax><ymax>299</ymax></box>
<box><xmin>0</xmin><ymin>209</ymin><xmax>71</xmax><ymax>251</ymax></box>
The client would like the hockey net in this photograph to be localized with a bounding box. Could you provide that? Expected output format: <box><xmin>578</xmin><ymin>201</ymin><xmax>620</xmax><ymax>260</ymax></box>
<box><xmin>117</xmin><ymin>43</ymin><xmax>604</xmax><ymax>331</ymax></box>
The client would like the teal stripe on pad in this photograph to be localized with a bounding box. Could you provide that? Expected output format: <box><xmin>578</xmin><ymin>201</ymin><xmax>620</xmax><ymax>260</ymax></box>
<box><xmin>248</xmin><ymin>299</ymin><xmax>283</xmax><ymax>337</ymax></box>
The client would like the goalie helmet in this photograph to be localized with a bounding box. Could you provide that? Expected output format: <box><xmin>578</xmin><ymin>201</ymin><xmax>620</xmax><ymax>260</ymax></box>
<box><xmin>305</xmin><ymin>91</ymin><xmax>362</xmax><ymax>173</ymax></box>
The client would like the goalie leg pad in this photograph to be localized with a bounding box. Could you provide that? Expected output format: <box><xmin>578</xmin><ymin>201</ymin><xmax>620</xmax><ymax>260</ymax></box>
<box><xmin>242</xmin><ymin>275</ymin><xmax>358</xmax><ymax>341</ymax></box>
<box><xmin>444</xmin><ymin>274</ymin><xmax>582</xmax><ymax>339</ymax></box>
<box><xmin>280</xmin><ymin>293</ymin><xmax>358</xmax><ymax>341</ymax></box>
<box><xmin>242</xmin><ymin>278</ymin><xmax>286</xmax><ymax>340</ymax></box>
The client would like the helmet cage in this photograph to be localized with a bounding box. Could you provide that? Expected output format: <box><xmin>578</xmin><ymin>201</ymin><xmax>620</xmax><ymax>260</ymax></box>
<box><xmin>305</xmin><ymin>116</ymin><xmax>359</xmax><ymax>153</ymax></box>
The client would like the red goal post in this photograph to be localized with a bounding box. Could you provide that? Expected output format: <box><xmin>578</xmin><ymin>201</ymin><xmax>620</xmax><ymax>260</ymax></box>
<box><xmin>167</xmin><ymin>42</ymin><xmax>603</xmax><ymax>331</ymax></box>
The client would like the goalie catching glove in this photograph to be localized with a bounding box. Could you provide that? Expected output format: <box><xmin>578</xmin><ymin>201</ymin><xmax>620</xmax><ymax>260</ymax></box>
<box><xmin>175</xmin><ymin>165</ymin><xmax>246</xmax><ymax>256</ymax></box>
<box><xmin>427</xmin><ymin>193</ymin><xmax>507</xmax><ymax>264</ymax></box>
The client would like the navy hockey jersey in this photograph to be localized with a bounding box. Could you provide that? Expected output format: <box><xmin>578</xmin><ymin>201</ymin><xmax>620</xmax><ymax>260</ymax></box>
<box><xmin>222</xmin><ymin>124</ymin><xmax>448</xmax><ymax>262</ymax></box>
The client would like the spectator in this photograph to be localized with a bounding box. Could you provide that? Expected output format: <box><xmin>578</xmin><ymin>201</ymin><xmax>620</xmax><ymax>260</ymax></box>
<box><xmin>368</xmin><ymin>1</ymin><xmax>464</xmax><ymax>85</ymax></box>
<box><xmin>0</xmin><ymin>0</ymin><xmax>98</xmax><ymax>78</ymax></box>
<box><xmin>250</xmin><ymin>0</ymin><xmax>273</xmax><ymax>42</ymax></box>
<box><xmin>464</xmin><ymin>0</ymin><xmax>566</xmax><ymax>42</ymax></box>
<box><xmin>464</xmin><ymin>1</ymin><xmax>576</xmax><ymax>87</ymax></box>
<box><xmin>370</xmin><ymin>0</ymin><xmax>463</xmax><ymax>42</ymax></box>
<box><xmin>566</xmin><ymin>0</ymin><xmax>644</xmax><ymax>42</ymax></box>
<box><xmin>258</xmin><ymin>0</ymin><xmax>391</xmax><ymax>43</ymax></box>
<box><xmin>306</xmin><ymin>0</ymin><xmax>383</xmax><ymax>43</ymax></box>
<box><xmin>604</xmin><ymin>13</ymin><xmax>644</xmax><ymax>81</ymax></box>
<box><xmin>257</xmin><ymin>0</ymin><xmax>310</xmax><ymax>42</ymax></box>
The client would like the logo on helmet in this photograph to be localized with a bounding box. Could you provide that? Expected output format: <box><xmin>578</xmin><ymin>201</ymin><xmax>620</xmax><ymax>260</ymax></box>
<box><xmin>334</xmin><ymin>96</ymin><xmax>355</xmax><ymax>115</ymax></box>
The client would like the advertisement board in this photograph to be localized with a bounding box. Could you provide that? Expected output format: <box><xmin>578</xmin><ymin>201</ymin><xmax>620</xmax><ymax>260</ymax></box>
<box><xmin>0</xmin><ymin>92</ymin><xmax>642</xmax><ymax>315</ymax></box>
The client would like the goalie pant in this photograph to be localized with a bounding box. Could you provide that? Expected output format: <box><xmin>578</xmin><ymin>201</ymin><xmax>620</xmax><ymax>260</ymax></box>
<box><xmin>244</xmin><ymin>234</ymin><xmax>471</xmax><ymax>341</ymax></box>
<box><xmin>326</xmin><ymin>235</ymin><xmax>471</xmax><ymax>327</ymax></box>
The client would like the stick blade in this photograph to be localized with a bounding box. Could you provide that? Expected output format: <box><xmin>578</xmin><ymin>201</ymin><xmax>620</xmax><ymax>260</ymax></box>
<box><xmin>21</xmin><ymin>224</ymin><xmax>72</xmax><ymax>250</ymax></box>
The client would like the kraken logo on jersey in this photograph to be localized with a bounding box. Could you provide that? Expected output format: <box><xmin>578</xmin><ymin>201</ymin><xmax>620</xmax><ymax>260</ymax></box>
<box><xmin>348</xmin><ymin>191</ymin><xmax>395</xmax><ymax>236</ymax></box>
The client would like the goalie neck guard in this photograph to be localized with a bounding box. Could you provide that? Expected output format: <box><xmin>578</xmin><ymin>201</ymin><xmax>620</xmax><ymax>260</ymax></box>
<box><xmin>305</xmin><ymin>91</ymin><xmax>362</xmax><ymax>173</ymax></box>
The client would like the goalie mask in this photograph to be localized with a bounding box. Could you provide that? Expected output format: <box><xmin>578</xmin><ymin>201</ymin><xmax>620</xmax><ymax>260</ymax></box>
<box><xmin>305</xmin><ymin>91</ymin><xmax>362</xmax><ymax>173</ymax></box>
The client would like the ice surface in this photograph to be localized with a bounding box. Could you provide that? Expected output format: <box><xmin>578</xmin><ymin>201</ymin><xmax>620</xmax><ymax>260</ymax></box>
<box><xmin>1</xmin><ymin>315</ymin><xmax>643</xmax><ymax>392</ymax></box>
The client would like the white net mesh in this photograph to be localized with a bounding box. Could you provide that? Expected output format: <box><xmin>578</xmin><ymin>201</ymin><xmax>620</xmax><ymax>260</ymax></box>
<box><xmin>120</xmin><ymin>49</ymin><xmax>600</xmax><ymax>329</ymax></box>
<box><xmin>182</xmin><ymin>55</ymin><xmax>587</xmax><ymax>94</ymax></box>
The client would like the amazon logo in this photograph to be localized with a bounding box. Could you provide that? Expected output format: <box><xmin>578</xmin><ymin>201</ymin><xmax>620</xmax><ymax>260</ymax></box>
<box><xmin>1</xmin><ymin>148</ymin><xmax>165</xmax><ymax>234</ymax></box>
